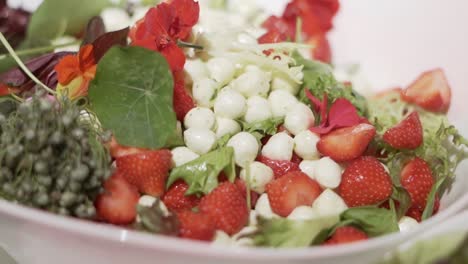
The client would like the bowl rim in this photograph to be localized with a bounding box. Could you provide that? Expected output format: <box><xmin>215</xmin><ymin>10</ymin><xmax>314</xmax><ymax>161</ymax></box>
<box><xmin>0</xmin><ymin>190</ymin><xmax>467</xmax><ymax>260</ymax></box>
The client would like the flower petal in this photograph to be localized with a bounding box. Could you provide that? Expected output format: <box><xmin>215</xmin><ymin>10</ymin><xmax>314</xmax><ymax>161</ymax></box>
<box><xmin>55</xmin><ymin>54</ymin><xmax>80</xmax><ymax>85</ymax></box>
<box><xmin>161</xmin><ymin>42</ymin><xmax>186</xmax><ymax>72</ymax></box>
<box><xmin>170</xmin><ymin>0</ymin><xmax>200</xmax><ymax>39</ymax></box>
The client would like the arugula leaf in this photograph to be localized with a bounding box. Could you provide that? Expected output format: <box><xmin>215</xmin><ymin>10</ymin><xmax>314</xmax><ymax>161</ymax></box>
<box><xmin>134</xmin><ymin>200</ymin><xmax>179</xmax><ymax>236</ymax></box>
<box><xmin>252</xmin><ymin>216</ymin><xmax>339</xmax><ymax>248</ymax></box>
<box><xmin>88</xmin><ymin>46</ymin><xmax>177</xmax><ymax>149</ymax></box>
<box><xmin>340</xmin><ymin>207</ymin><xmax>399</xmax><ymax>237</ymax></box>
<box><xmin>167</xmin><ymin>147</ymin><xmax>236</xmax><ymax>195</ymax></box>
<box><xmin>241</xmin><ymin>117</ymin><xmax>284</xmax><ymax>136</ymax></box>
<box><xmin>391</xmin><ymin>186</ymin><xmax>412</xmax><ymax>219</ymax></box>
<box><xmin>421</xmin><ymin>177</ymin><xmax>446</xmax><ymax>221</ymax></box>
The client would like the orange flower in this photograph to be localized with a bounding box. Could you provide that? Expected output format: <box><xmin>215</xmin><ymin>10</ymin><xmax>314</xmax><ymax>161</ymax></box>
<box><xmin>54</xmin><ymin>44</ymin><xmax>97</xmax><ymax>100</ymax></box>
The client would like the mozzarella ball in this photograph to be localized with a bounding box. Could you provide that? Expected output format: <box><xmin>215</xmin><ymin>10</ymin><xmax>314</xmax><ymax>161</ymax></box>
<box><xmin>314</xmin><ymin>157</ymin><xmax>342</xmax><ymax>189</ymax></box>
<box><xmin>284</xmin><ymin>103</ymin><xmax>315</xmax><ymax>135</ymax></box>
<box><xmin>249</xmin><ymin>210</ymin><xmax>258</xmax><ymax>226</ymax></box>
<box><xmin>245</xmin><ymin>65</ymin><xmax>262</xmax><ymax>72</ymax></box>
<box><xmin>206</xmin><ymin>57</ymin><xmax>236</xmax><ymax>85</ymax></box>
<box><xmin>287</xmin><ymin>206</ymin><xmax>319</xmax><ymax>220</ymax></box>
<box><xmin>214</xmin><ymin>89</ymin><xmax>247</xmax><ymax>119</ymax></box>
<box><xmin>244</xmin><ymin>96</ymin><xmax>272</xmax><ymax>123</ymax></box>
<box><xmin>138</xmin><ymin>196</ymin><xmax>169</xmax><ymax>216</ymax></box>
<box><xmin>398</xmin><ymin>216</ymin><xmax>419</xmax><ymax>233</ymax></box>
<box><xmin>231</xmin><ymin>70</ymin><xmax>271</xmax><ymax>98</ymax></box>
<box><xmin>184</xmin><ymin>59</ymin><xmax>209</xmax><ymax>84</ymax></box>
<box><xmin>261</xmin><ymin>132</ymin><xmax>294</xmax><ymax>161</ymax></box>
<box><xmin>271</xmin><ymin>76</ymin><xmax>300</xmax><ymax>95</ymax></box>
<box><xmin>184</xmin><ymin>127</ymin><xmax>217</xmax><ymax>155</ymax></box>
<box><xmin>193</xmin><ymin>78</ymin><xmax>218</xmax><ymax>108</ymax></box>
<box><xmin>268</xmin><ymin>89</ymin><xmax>299</xmax><ymax>117</ymax></box>
<box><xmin>171</xmin><ymin>147</ymin><xmax>200</xmax><ymax>167</ymax></box>
<box><xmin>215</xmin><ymin>117</ymin><xmax>241</xmax><ymax>138</ymax></box>
<box><xmin>255</xmin><ymin>193</ymin><xmax>279</xmax><ymax>219</ymax></box>
<box><xmin>184</xmin><ymin>107</ymin><xmax>216</xmax><ymax>130</ymax></box>
<box><xmin>299</xmin><ymin>160</ymin><xmax>319</xmax><ymax>180</ymax></box>
<box><xmin>312</xmin><ymin>189</ymin><xmax>348</xmax><ymax>217</ymax></box>
<box><xmin>294</xmin><ymin>130</ymin><xmax>320</xmax><ymax>160</ymax></box>
<box><xmin>101</xmin><ymin>8</ymin><xmax>131</xmax><ymax>32</ymax></box>
<box><xmin>227</xmin><ymin>132</ymin><xmax>259</xmax><ymax>167</ymax></box>
<box><xmin>240</xmin><ymin>161</ymin><xmax>274</xmax><ymax>193</ymax></box>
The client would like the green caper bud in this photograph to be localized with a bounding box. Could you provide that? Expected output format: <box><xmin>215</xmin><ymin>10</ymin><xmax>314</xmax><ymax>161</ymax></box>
<box><xmin>0</xmin><ymin>168</ymin><xmax>13</xmax><ymax>181</ymax></box>
<box><xmin>34</xmin><ymin>160</ymin><xmax>48</xmax><ymax>174</ymax></box>
<box><xmin>39</xmin><ymin>99</ymin><xmax>52</xmax><ymax>111</ymax></box>
<box><xmin>49</xmin><ymin>131</ymin><xmax>64</xmax><ymax>145</ymax></box>
<box><xmin>24</xmin><ymin>129</ymin><xmax>36</xmax><ymax>141</ymax></box>
<box><xmin>68</xmin><ymin>181</ymin><xmax>81</xmax><ymax>192</ymax></box>
<box><xmin>70</xmin><ymin>165</ymin><xmax>89</xmax><ymax>181</ymax></box>
<box><xmin>60</xmin><ymin>191</ymin><xmax>77</xmax><ymax>207</ymax></box>
<box><xmin>56</xmin><ymin>177</ymin><xmax>68</xmax><ymax>190</ymax></box>
<box><xmin>72</xmin><ymin>128</ymin><xmax>85</xmax><ymax>140</ymax></box>
<box><xmin>58</xmin><ymin>207</ymin><xmax>70</xmax><ymax>216</ymax></box>
<box><xmin>61</xmin><ymin>115</ymin><xmax>73</xmax><ymax>127</ymax></box>
<box><xmin>36</xmin><ymin>175</ymin><xmax>52</xmax><ymax>188</ymax></box>
<box><xmin>2</xmin><ymin>183</ymin><xmax>15</xmax><ymax>196</ymax></box>
<box><xmin>34</xmin><ymin>192</ymin><xmax>50</xmax><ymax>207</ymax></box>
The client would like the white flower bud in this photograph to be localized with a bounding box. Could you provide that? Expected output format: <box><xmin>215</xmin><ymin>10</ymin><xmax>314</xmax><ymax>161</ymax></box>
<box><xmin>192</xmin><ymin>78</ymin><xmax>218</xmax><ymax>108</ymax></box>
<box><xmin>268</xmin><ymin>89</ymin><xmax>299</xmax><ymax>117</ymax></box>
<box><xmin>227</xmin><ymin>132</ymin><xmax>259</xmax><ymax>167</ymax></box>
<box><xmin>184</xmin><ymin>107</ymin><xmax>216</xmax><ymax>130</ymax></box>
<box><xmin>184</xmin><ymin>127</ymin><xmax>217</xmax><ymax>155</ymax></box>
<box><xmin>215</xmin><ymin>117</ymin><xmax>241</xmax><ymax>138</ymax></box>
<box><xmin>299</xmin><ymin>160</ymin><xmax>319</xmax><ymax>180</ymax></box>
<box><xmin>287</xmin><ymin>206</ymin><xmax>319</xmax><ymax>220</ymax></box>
<box><xmin>214</xmin><ymin>89</ymin><xmax>247</xmax><ymax>119</ymax></box>
<box><xmin>206</xmin><ymin>57</ymin><xmax>236</xmax><ymax>85</ymax></box>
<box><xmin>314</xmin><ymin>157</ymin><xmax>342</xmax><ymax>189</ymax></box>
<box><xmin>231</xmin><ymin>70</ymin><xmax>271</xmax><ymax>98</ymax></box>
<box><xmin>184</xmin><ymin>59</ymin><xmax>209</xmax><ymax>84</ymax></box>
<box><xmin>294</xmin><ymin>130</ymin><xmax>320</xmax><ymax>160</ymax></box>
<box><xmin>398</xmin><ymin>216</ymin><xmax>419</xmax><ymax>233</ymax></box>
<box><xmin>261</xmin><ymin>132</ymin><xmax>294</xmax><ymax>161</ymax></box>
<box><xmin>240</xmin><ymin>161</ymin><xmax>274</xmax><ymax>193</ymax></box>
<box><xmin>312</xmin><ymin>189</ymin><xmax>348</xmax><ymax>217</ymax></box>
<box><xmin>171</xmin><ymin>147</ymin><xmax>200</xmax><ymax>167</ymax></box>
<box><xmin>284</xmin><ymin>103</ymin><xmax>315</xmax><ymax>135</ymax></box>
<box><xmin>244</xmin><ymin>96</ymin><xmax>272</xmax><ymax>123</ymax></box>
<box><xmin>271</xmin><ymin>76</ymin><xmax>300</xmax><ymax>95</ymax></box>
<box><xmin>255</xmin><ymin>193</ymin><xmax>279</xmax><ymax>219</ymax></box>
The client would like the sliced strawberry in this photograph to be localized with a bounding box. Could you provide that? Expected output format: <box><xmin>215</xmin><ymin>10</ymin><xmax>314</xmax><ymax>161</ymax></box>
<box><xmin>257</xmin><ymin>155</ymin><xmax>300</xmax><ymax>179</ymax></box>
<box><xmin>291</xmin><ymin>153</ymin><xmax>303</xmax><ymax>164</ymax></box>
<box><xmin>402</xmin><ymin>69</ymin><xmax>451</xmax><ymax>113</ymax></box>
<box><xmin>324</xmin><ymin>226</ymin><xmax>368</xmax><ymax>245</ymax></box>
<box><xmin>317</xmin><ymin>123</ymin><xmax>376</xmax><ymax>162</ymax></box>
<box><xmin>373</xmin><ymin>87</ymin><xmax>403</xmax><ymax>100</ymax></box>
<box><xmin>383</xmin><ymin>111</ymin><xmax>423</xmax><ymax>150</ymax></box>
<box><xmin>258</xmin><ymin>30</ymin><xmax>288</xmax><ymax>44</ymax></box>
<box><xmin>235</xmin><ymin>179</ymin><xmax>260</xmax><ymax>209</ymax></box>
<box><xmin>108</xmin><ymin>136</ymin><xmax>148</xmax><ymax>158</ymax></box>
<box><xmin>173</xmin><ymin>70</ymin><xmax>195</xmax><ymax>121</ymax></box>
<box><xmin>307</xmin><ymin>34</ymin><xmax>331</xmax><ymax>63</ymax></box>
<box><xmin>339</xmin><ymin>156</ymin><xmax>393</xmax><ymax>207</ymax></box>
<box><xmin>163</xmin><ymin>181</ymin><xmax>200</xmax><ymax>212</ymax></box>
<box><xmin>116</xmin><ymin>149</ymin><xmax>172</xmax><ymax>196</ymax></box>
<box><xmin>177</xmin><ymin>210</ymin><xmax>215</xmax><ymax>241</ymax></box>
<box><xmin>400</xmin><ymin>157</ymin><xmax>435</xmax><ymax>209</ymax></box>
<box><xmin>265</xmin><ymin>171</ymin><xmax>322</xmax><ymax>217</ymax></box>
<box><xmin>95</xmin><ymin>172</ymin><xmax>140</xmax><ymax>225</ymax></box>
<box><xmin>199</xmin><ymin>182</ymin><xmax>249</xmax><ymax>235</ymax></box>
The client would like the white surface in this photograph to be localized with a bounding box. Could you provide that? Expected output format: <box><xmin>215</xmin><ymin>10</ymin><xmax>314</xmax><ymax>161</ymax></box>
<box><xmin>1</xmin><ymin>1</ymin><xmax>468</xmax><ymax>264</ymax></box>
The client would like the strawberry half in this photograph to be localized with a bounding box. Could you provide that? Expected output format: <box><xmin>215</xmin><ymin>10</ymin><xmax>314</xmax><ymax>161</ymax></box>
<box><xmin>173</xmin><ymin>70</ymin><xmax>195</xmax><ymax>121</ymax></box>
<box><xmin>108</xmin><ymin>136</ymin><xmax>148</xmax><ymax>159</ymax></box>
<box><xmin>402</xmin><ymin>68</ymin><xmax>451</xmax><ymax>113</ymax></box>
<box><xmin>116</xmin><ymin>149</ymin><xmax>172</xmax><ymax>196</ymax></box>
<box><xmin>317</xmin><ymin>123</ymin><xmax>376</xmax><ymax>162</ymax></box>
<box><xmin>257</xmin><ymin>155</ymin><xmax>300</xmax><ymax>179</ymax></box>
<box><xmin>177</xmin><ymin>210</ymin><xmax>215</xmax><ymax>241</ymax></box>
<box><xmin>400</xmin><ymin>157</ymin><xmax>435</xmax><ymax>209</ymax></box>
<box><xmin>339</xmin><ymin>156</ymin><xmax>393</xmax><ymax>207</ymax></box>
<box><xmin>163</xmin><ymin>181</ymin><xmax>201</xmax><ymax>212</ymax></box>
<box><xmin>199</xmin><ymin>182</ymin><xmax>249</xmax><ymax>235</ymax></box>
<box><xmin>383</xmin><ymin>111</ymin><xmax>423</xmax><ymax>150</ymax></box>
<box><xmin>95</xmin><ymin>172</ymin><xmax>140</xmax><ymax>225</ymax></box>
<box><xmin>324</xmin><ymin>226</ymin><xmax>368</xmax><ymax>245</ymax></box>
<box><xmin>265</xmin><ymin>171</ymin><xmax>322</xmax><ymax>217</ymax></box>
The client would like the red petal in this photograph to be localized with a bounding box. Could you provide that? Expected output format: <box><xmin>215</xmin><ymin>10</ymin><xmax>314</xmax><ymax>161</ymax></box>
<box><xmin>328</xmin><ymin>98</ymin><xmax>362</xmax><ymax>128</ymax></box>
<box><xmin>145</xmin><ymin>5</ymin><xmax>173</xmax><ymax>38</ymax></box>
<box><xmin>78</xmin><ymin>44</ymin><xmax>96</xmax><ymax>72</ymax></box>
<box><xmin>308</xmin><ymin>34</ymin><xmax>331</xmax><ymax>63</ymax></box>
<box><xmin>54</xmin><ymin>54</ymin><xmax>80</xmax><ymax>85</ymax></box>
<box><xmin>171</xmin><ymin>0</ymin><xmax>200</xmax><ymax>39</ymax></box>
<box><xmin>258</xmin><ymin>30</ymin><xmax>288</xmax><ymax>44</ymax></box>
<box><xmin>161</xmin><ymin>42</ymin><xmax>186</xmax><ymax>72</ymax></box>
<box><xmin>131</xmin><ymin>37</ymin><xmax>158</xmax><ymax>51</ymax></box>
<box><xmin>262</xmin><ymin>16</ymin><xmax>295</xmax><ymax>38</ymax></box>
<box><xmin>305</xmin><ymin>89</ymin><xmax>322</xmax><ymax>113</ymax></box>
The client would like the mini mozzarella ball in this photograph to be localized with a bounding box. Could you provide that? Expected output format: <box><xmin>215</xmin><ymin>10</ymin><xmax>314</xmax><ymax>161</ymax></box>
<box><xmin>184</xmin><ymin>127</ymin><xmax>217</xmax><ymax>155</ymax></box>
<box><xmin>261</xmin><ymin>132</ymin><xmax>294</xmax><ymax>161</ymax></box>
<box><xmin>214</xmin><ymin>89</ymin><xmax>247</xmax><ymax>119</ymax></box>
<box><xmin>231</xmin><ymin>70</ymin><xmax>271</xmax><ymax>98</ymax></box>
<box><xmin>171</xmin><ymin>147</ymin><xmax>200</xmax><ymax>167</ymax></box>
<box><xmin>249</xmin><ymin>210</ymin><xmax>258</xmax><ymax>226</ymax></box>
<box><xmin>184</xmin><ymin>107</ymin><xmax>216</xmax><ymax>130</ymax></box>
<box><xmin>206</xmin><ymin>57</ymin><xmax>236</xmax><ymax>85</ymax></box>
<box><xmin>240</xmin><ymin>161</ymin><xmax>274</xmax><ymax>193</ymax></box>
<box><xmin>271</xmin><ymin>76</ymin><xmax>301</xmax><ymax>95</ymax></box>
<box><xmin>138</xmin><ymin>196</ymin><xmax>169</xmax><ymax>216</ymax></box>
<box><xmin>255</xmin><ymin>193</ymin><xmax>279</xmax><ymax>219</ymax></box>
<box><xmin>294</xmin><ymin>130</ymin><xmax>320</xmax><ymax>160</ymax></box>
<box><xmin>184</xmin><ymin>59</ymin><xmax>209</xmax><ymax>84</ymax></box>
<box><xmin>100</xmin><ymin>7</ymin><xmax>131</xmax><ymax>32</ymax></box>
<box><xmin>215</xmin><ymin>117</ymin><xmax>241</xmax><ymax>138</ymax></box>
<box><xmin>398</xmin><ymin>216</ymin><xmax>419</xmax><ymax>233</ymax></box>
<box><xmin>299</xmin><ymin>160</ymin><xmax>319</xmax><ymax>180</ymax></box>
<box><xmin>314</xmin><ymin>157</ymin><xmax>343</xmax><ymax>189</ymax></box>
<box><xmin>268</xmin><ymin>89</ymin><xmax>299</xmax><ymax>117</ymax></box>
<box><xmin>226</xmin><ymin>132</ymin><xmax>259</xmax><ymax>167</ymax></box>
<box><xmin>193</xmin><ymin>77</ymin><xmax>218</xmax><ymax>108</ymax></box>
<box><xmin>244</xmin><ymin>96</ymin><xmax>272</xmax><ymax>124</ymax></box>
<box><xmin>287</xmin><ymin>206</ymin><xmax>319</xmax><ymax>220</ymax></box>
<box><xmin>284</xmin><ymin>103</ymin><xmax>315</xmax><ymax>135</ymax></box>
<box><xmin>312</xmin><ymin>189</ymin><xmax>348</xmax><ymax>216</ymax></box>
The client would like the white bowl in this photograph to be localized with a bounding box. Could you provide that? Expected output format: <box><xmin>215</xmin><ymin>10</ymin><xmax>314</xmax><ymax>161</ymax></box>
<box><xmin>1</xmin><ymin>0</ymin><xmax>468</xmax><ymax>263</ymax></box>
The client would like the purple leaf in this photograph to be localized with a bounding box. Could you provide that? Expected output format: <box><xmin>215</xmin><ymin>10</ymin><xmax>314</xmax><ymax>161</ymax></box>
<box><xmin>82</xmin><ymin>16</ymin><xmax>106</xmax><ymax>46</ymax></box>
<box><xmin>92</xmin><ymin>27</ymin><xmax>129</xmax><ymax>62</ymax></box>
<box><xmin>0</xmin><ymin>3</ymin><xmax>30</xmax><ymax>48</ymax></box>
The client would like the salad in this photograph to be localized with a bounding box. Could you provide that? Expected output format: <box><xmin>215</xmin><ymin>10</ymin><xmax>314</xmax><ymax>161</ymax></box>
<box><xmin>0</xmin><ymin>0</ymin><xmax>467</xmax><ymax>248</ymax></box>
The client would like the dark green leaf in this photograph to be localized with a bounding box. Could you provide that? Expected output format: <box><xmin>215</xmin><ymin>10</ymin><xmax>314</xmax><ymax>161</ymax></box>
<box><xmin>340</xmin><ymin>206</ymin><xmax>399</xmax><ymax>237</ymax></box>
<box><xmin>89</xmin><ymin>46</ymin><xmax>177</xmax><ymax>149</ymax></box>
<box><xmin>241</xmin><ymin>117</ymin><xmax>284</xmax><ymax>136</ymax></box>
<box><xmin>135</xmin><ymin>200</ymin><xmax>179</xmax><ymax>235</ymax></box>
<box><xmin>422</xmin><ymin>177</ymin><xmax>446</xmax><ymax>221</ymax></box>
<box><xmin>167</xmin><ymin>147</ymin><xmax>236</xmax><ymax>195</ymax></box>
<box><xmin>391</xmin><ymin>186</ymin><xmax>412</xmax><ymax>219</ymax></box>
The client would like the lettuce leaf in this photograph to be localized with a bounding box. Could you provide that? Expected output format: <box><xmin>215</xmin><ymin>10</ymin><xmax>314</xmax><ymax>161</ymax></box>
<box><xmin>241</xmin><ymin>117</ymin><xmax>284</xmax><ymax>136</ymax></box>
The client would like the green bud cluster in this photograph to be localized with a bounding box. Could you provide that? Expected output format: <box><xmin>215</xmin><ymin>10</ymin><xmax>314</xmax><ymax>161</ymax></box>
<box><xmin>0</xmin><ymin>94</ymin><xmax>112</xmax><ymax>219</ymax></box>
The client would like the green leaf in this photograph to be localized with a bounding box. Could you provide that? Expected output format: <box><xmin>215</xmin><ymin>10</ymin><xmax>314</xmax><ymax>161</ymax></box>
<box><xmin>25</xmin><ymin>0</ymin><xmax>110</xmax><ymax>46</ymax></box>
<box><xmin>167</xmin><ymin>147</ymin><xmax>236</xmax><ymax>195</ymax></box>
<box><xmin>340</xmin><ymin>206</ymin><xmax>399</xmax><ymax>237</ymax></box>
<box><xmin>252</xmin><ymin>216</ymin><xmax>339</xmax><ymax>248</ymax></box>
<box><xmin>214</xmin><ymin>133</ymin><xmax>233</xmax><ymax>149</ymax></box>
<box><xmin>391</xmin><ymin>186</ymin><xmax>412</xmax><ymax>219</ymax></box>
<box><xmin>421</xmin><ymin>177</ymin><xmax>446</xmax><ymax>221</ymax></box>
<box><xmin>88</xmin><ymin>46</ymin><xmax>177</xmax><ymax>149</ymax></box>
<box><xmin>241</xmin><ymin>117</ymin><xmax>284</xmax><ymax>136</ymax></box>
<box><xmin>134</xmin><ymin>200</ymin><xmax>179</xmax><ymax>236</ymax></box>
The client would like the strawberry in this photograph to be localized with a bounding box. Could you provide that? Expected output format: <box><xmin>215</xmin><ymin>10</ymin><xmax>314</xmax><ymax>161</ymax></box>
<box><xmin>95</xmin><ymin>172</ymin><xmax>140</xmax><ymax>225</ymax></box>
<box><xmin>163</xmin><ymin>181</ymin><xmax>200</xmax><ymax>212</ymax></box>
<box><xmin>383</xmin><ymin>111</ymin><xmax>423</xmax><ymax>150</ymax></box>
<box><xmin>373</xmin><ymin>87</ymin><xmax>403</xmax><ymax>100</ymax></box>
<box><xmin>265</xmin><ymin>171</ymin><xmax>322</xmax><ymax>217</ymax></box>
<box><xmin>400</xmin><ymin>157</ymin><xmax>435</xmax><ymax>209</ymax></box>
<box><xmin>199</xmin><ymin>182</ymin><xmax>249</xmax><ymax>235</ymax></box>
<box><xmin>173</xmin><ymin>70</ymin><xmax>195</xmax><ymax>121</ymax></box>
<box><xmin>116</xmin><ymin>149</ymin><xmax>172</xmax><ymax>196</ymax></box>
<box><xmin>324</xmin><ymin>226</ymin><xmax>368</xmax><ymax>245</ymax></box>
<box><xmin>108</xmin><ymin>136</ymin><xmax>148</xmax><ymax>158</ymax></box>
<box><xmin>317</xmin><ymin>123</ymin><xmax>376</xmax><ymax>162</ymax></box>
<box><xmin>235</xmin><ymin>179</ymin><xmax>260</xmax><ymax>209</ymax></box>
<box><xmin>177</xmin><ymin>210</ymin><xmax>215</xmax><ymax>241</ymax></box>
<box><xmin>405</xmin><ymin>197</ymin><xmax>440</xmax><ymax>222</ymax></box>
<box><xmin>402</xmin><ymin>68</ymin><xmax>451</xmax><ymax>113</ymax></box>
<box><xmin>339</xmin><ymin>156</ymin><xmax>393</xmax><ymax>207</ymax></box>
<box><xmin>257</xmin><ymin>155</ymin><xmax>300</xmax><ymax>179</ymax></box>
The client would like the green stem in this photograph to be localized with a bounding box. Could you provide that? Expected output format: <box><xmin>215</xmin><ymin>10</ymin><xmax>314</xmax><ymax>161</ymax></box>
<box><xmin>295</xmin><ymin>17</ymin><xmax>303</xmax><ymax>44</ymax></box>
<box><xmin>177</xmin><ymin>40</ymin><xmax>204</xmax><ymax>50</ymax></box>
<box><xmin>0</xmin><ymin>33</ymin><xmax>56</xmax><ymax>95</ymax></box>
<box><xmin>0</xmin><ymin>40</ymin><xmax>80</xmax><ymax>60</ymax></box>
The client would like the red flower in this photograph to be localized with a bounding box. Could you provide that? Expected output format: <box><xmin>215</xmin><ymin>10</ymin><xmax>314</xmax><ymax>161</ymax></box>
<box><xmin>129</xmin><ymin>0</ymin><xmax>199</xmax><ymax>72</ymax></box>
